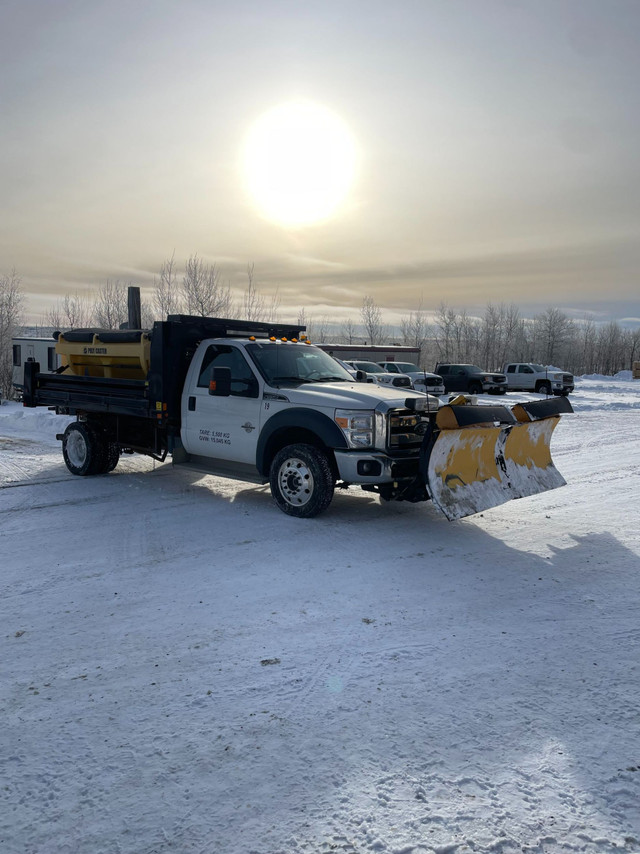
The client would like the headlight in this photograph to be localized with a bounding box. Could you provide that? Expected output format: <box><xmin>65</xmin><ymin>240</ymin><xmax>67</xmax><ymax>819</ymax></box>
<box><xmin>335</xmin><ymin>409</ymin><xmax>374</xmax><ymax>448</ymax></box>
<box><xmin>553</xmin><ymin>373</ymin><xmax>563</xmax><ymax>380</ymax></box>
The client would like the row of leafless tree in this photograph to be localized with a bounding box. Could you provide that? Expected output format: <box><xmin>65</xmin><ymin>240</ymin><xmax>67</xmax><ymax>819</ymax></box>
<box><xmin>307</xmin><ymin>297</ymin><xmax>640</xmax><ymax>376</ymax></box>
<box><xmin>2</xmin><ymin>261</ymin><xmax>639</xmax><ymax>400</ymax></box>
<box><xmin>421</xmin><ymin>302</ymin><xmax>640</xmax><ymax>376</ymax></box>
<box><xmin>42</xmin><ymin>256</ymin><xmax>282</xmax><ymax>332</ymax></box>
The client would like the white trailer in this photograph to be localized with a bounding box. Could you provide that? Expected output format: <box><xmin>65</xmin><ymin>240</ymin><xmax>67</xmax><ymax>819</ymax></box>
<box><xmin>12</xmin><ymin>337</ymin><xmax>60</xmax><ymax>397</ymax></box>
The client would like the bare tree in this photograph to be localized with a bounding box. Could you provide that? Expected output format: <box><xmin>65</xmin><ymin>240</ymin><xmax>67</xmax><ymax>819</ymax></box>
<box><xmin>360</xmin><ymin>295</ymin><xmax>385</xmax><ymax>345</ymax></box>
<box><xmin>153</xmin><ymin>253</ymin><xmax>182</xmax><ymax>320</ymax></box>
<box><xmin>44</xmin><ymin>301</ymin><xmax>63</xmax><ymax>332</ymax></box>
<box><xmin>242</xmin><ymin>263</ymin><xmax>280</xmax><ymax>322</ymax></box>
<box><xmin>182</xmin><ymin>254</ymin><xmax>232</xmax><ymax>317</ymax></box>
<box><xmin>312</xmin><ymin>315</ymin><xmax>332</xmax><ymax>343</ymax></box>
<box><xmin>46</xmin><ymin>292</ymin><xmax>93</xmax><ymax>331</ymax></box>
<box><xmin>243</xmin><ymin>263</ymin><xmax>265</xmax><ymax>321</ymax></box>
<box><xmin>341</xmin><ymin>317</ymin><xmax>357</xmax><ymax>344</ymax></box>
<box><xmin>535</xmin><ymin>307</ymin><xmax>571</xmax><ymax>365</ymax></box>
<box><xmin>94</xmin><ymin>279</ymin><xmax>129</xmax><ymax>329</ymax></box>
<box><xmin>0</xmin><ymin>269</ymin><xmax>25</xmax><ymax>398</ymax></box>
<box><xmin>400</xmin><ymin>298</ymin><xmax>431</xmax><ymax>365</ymax></box>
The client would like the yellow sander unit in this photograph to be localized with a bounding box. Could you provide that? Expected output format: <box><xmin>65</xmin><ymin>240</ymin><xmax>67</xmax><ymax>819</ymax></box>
<box><xmin>55</xmin><ymin>329</ymin><xmax>151</xmax><ymax>379</ymax></box>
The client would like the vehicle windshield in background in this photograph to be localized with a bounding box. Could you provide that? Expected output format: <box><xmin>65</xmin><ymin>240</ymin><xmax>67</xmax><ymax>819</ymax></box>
<box><xmin>531</xmin><ymin>364</ymin><xmax>545</xmax><ymax>373</ymax></box>
<box><xmin>395</xmin><ymin>363</ymin><xmax>420</xmax><ymax>372</ymax></box>
<box><xmin>353</xmin><ymin>361</ymin><xmax>386</xmax><ymax>373</ymax></box>
<box><xmin>246</xmin><ymin>343</ymin><xmax>353</xmax><ymax>386</ymax></box>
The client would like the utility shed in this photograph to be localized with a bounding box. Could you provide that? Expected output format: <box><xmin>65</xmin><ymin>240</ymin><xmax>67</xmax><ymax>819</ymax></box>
<box><xmin>316</xmin><ymin>343</ymin><xmax>420</xmax><ymax>363</ymax></box>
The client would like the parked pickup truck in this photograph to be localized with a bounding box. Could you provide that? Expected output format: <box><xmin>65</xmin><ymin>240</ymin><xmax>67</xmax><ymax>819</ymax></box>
<box><xmin>21</xmin><ymin>314</ymin><xmax>572</xmax><ymax>521</ymax></box>
<box><xmin>377</xmin><ymin>362</ymin><xmax>445</xmax><ymax>396</ymax></box>
<box><xmin>435</xmin><ymin>364</ymin><xmax>508</xmax><ymax>395</ymax></box>
<box><xmin>502</xmin><ymin>363</ymin><xmax>574</xmax><ymax>396</ymax></box>
<box><xmin>343</xmin><ymin>360</ymin><xmax>413</xmax><ymax>389</ymax></box>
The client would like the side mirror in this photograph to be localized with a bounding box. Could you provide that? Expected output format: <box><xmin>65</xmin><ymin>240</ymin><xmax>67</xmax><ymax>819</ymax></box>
<box><xmin>356</xmin><ymin>370</ymin><xmax>368</xmax><ymax>383</ymax></box>
<box><xmin>209</xmin><ymin>366</ymin><xmax>232</xmax><ymax>396</ymax></box>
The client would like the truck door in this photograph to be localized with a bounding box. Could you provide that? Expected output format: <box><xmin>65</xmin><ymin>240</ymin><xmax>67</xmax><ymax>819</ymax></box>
<box><xmin>448</xmin><ymin>366</ymin><xmax>466</xmax><ymax>392</ymax></box>
<box><xmin>181</xmin><ymin>344</ymin><xmax>262</xmax><ymax>465</ymax></box>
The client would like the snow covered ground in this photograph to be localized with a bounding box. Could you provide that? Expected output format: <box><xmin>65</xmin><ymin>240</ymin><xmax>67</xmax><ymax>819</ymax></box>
<box><xmin>1</xmin><ymin>377</ymin><xmax>639</xmax><ymax>854</ymax></box>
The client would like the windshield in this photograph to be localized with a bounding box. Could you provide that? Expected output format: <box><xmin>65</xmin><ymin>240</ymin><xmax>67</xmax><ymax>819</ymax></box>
<box><xmin>354</xmin><ymin>361</ymin><xmax>385</xmax><ymax>373</ymax></box>
<box><xmin>246</xmin><ymin>342</ymin><xmax>353</xmax><ymax>385</ymax></box>
<box><xmin>396</xmin><ymin>363</ymin><xmax>419</xmax><ymax>372</ymax></box>
<box><xmin>531</xmin><ymin>364</ymin><xmax>545</xmax><ymax>373</ymax></box>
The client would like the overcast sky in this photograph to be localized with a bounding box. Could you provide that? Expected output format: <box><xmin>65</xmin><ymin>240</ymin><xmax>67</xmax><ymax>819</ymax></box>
<box><xmin>2</xmin><ymin>0</ymin><xmax>639</xmax><ymax>325</ymax></box>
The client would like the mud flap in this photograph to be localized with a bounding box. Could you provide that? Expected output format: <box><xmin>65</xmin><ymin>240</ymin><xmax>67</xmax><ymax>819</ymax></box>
<box><xmin>425</xmin><ymin>399</ymin><xmax>571</xmax><ymax>521</ymax></box>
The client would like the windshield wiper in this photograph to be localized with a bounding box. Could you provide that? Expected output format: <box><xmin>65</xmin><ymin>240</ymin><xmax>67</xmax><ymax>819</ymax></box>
<box><xmin>270</xmin><ymin>376</ymin><xmax>313</xmax><ymax>385</ymax></box>
<box><xmin>313</xmin><ymin>376</ymin><xmax>350</xmax><ymax>382</ymax></box>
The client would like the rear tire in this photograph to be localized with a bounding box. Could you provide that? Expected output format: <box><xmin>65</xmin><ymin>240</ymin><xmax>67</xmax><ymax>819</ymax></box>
<box><xmin>270</xmin><ymin>443</ymin><xmax>334</xmax><ymax>518</ymax></box>
<box><xmin>62</xmin><ymin>422</ymin><xmax>106</xmax><ymax>476</ymax></box>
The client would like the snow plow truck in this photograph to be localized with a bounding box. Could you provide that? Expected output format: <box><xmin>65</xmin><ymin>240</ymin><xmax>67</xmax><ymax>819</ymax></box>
<box><xmin>22</xmin><ymin>314</ymin><xmax>572</xmax><ymax>521</ymax></box>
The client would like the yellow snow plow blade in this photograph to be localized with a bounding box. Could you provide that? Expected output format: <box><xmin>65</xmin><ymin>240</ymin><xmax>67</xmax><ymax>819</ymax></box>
<box><xmin>426</xmin><ymin>397</ymin><xmax>572</xmax><ymax>521</ymax></box>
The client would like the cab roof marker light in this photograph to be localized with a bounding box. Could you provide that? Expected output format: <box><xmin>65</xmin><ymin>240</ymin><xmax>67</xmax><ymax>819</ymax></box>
<box><xmin>269</xmin><ymin>336</ymin><xmax>276</xmax><ymax>341</ymax></box>
<box><xmin>281</xmin><ymin>337</ymin><xmax>288</xmax><ymax>342</ymax></box>
<box><xmin>249</xmin><ymin>336</ymin><xmax>256</xmax><ymax>341</ymax></box>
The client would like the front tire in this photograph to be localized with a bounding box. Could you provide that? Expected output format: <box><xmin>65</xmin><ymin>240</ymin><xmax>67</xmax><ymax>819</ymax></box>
<box><xmin>62</xmin><ymin>422</ymin><xmax>106</xmax><ymax>476</ymax></box>
<box><xmin>270</xmin><ymin>444</ymin><xmax>334</xmax><ymax>518</ymax></box>
<box><xmin>468</xmin><ymin>381</ymin><xmax>482</xmax><ymax>395</ymax></box>
<box><xmin>536</xmin><ymin>381</ymin><xmax>551</xmax><ymax>395</ymax></box>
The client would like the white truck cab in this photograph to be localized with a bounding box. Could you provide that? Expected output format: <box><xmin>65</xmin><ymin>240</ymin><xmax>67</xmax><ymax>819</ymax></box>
<box><xmin>178</xmin><ymin>338</ymin><xmax>441</xmax><ymax>513</ymax></box>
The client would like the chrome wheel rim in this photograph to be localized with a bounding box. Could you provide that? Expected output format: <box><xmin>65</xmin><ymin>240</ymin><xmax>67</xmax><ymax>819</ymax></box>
<box><xmin>66</xmin><ymin>430</ymin><xmax>88</xmax><ymax>468</ymax></box>
<box><xmin>277</xmin><ymin>457</ymin><xmax>314</xmax><ymax>507</ymax></box>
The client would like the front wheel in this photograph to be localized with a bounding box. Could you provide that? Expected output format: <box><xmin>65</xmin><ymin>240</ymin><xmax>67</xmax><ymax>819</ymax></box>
<box><xmin>270</xmin><ymin>444</ymin><xmax>335</xmax><ymax>518</ymax></box>
<box><xmin>468</xmin><ymin>381</ymin><xmax>483</xmax><ymax>395</ymax></box>
<box><xmin>536</xmin><ymin>381</ymin><xmax>551</xmax><ymax>395</ymax></box>
<box><xmin>62</xmin><ymin>422</ymin><xmax>106</xmax><ymax>476</ymax></box>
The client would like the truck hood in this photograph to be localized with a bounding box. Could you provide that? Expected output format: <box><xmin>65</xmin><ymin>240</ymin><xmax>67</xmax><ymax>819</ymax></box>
<box><xmin>267</xmin><ymin>381</ymin><xmax>441</xmax><ymax>411</ymax></box>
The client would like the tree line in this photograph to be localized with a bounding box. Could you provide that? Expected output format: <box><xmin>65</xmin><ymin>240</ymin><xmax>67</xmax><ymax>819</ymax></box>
<box><xmin>1</xmin><ymin>259</ymin><xmax>639</xmax><ymax>398</ymax></box>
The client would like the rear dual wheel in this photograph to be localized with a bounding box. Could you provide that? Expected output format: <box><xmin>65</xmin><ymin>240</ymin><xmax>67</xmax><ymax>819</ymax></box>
<box><xmin>62</xmin><ymin>422</ymin><xmax>119</xmax><ymax>476</ymax></box>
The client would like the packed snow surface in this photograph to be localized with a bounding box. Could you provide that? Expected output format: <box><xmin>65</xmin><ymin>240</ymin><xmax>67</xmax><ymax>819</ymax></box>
<box><xmin>1</xmin><ymin>377</ymin><xmax>640</xmax><ymax>854</ymax></box>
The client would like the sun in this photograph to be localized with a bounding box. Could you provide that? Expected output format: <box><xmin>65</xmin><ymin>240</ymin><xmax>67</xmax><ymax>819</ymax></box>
<box><xmin>242</xmin><ymin>101</ymin><xmax>357</xmax><ymax>227</ymax></box>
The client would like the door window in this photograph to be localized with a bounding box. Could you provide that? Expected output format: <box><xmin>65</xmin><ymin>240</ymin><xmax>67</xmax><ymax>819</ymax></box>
<box><xmin>197</xmin><ymin>345</ymin><xmax>259</xmax><ymax>397</ymax></box>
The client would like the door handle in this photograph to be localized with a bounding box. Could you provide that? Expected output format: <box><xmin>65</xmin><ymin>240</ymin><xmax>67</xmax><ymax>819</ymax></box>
<box><xmin>188</xmin><ymin>396</ymin><xmax>196</xmax><ymax>411</ymax></box>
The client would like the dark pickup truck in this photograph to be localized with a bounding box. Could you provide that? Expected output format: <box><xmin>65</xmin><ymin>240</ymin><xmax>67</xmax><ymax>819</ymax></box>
<box><xmin>436</xmin><ymin>364</ymin><xmax>508</xmax><ymax>395</ymax></box>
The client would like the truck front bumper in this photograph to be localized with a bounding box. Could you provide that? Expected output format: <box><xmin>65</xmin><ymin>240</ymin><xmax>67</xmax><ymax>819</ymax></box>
<box><xmin>334</xmin><ymin>449</ymin><xmax>420</xmax><ymax>484</ymax></box>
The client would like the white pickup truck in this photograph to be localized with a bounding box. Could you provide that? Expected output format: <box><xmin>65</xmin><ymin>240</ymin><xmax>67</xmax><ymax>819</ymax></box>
<box><xmin>503</xmin><ymin>363</ymin><xmax>574</xmax><ymax>396</ymax></box>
